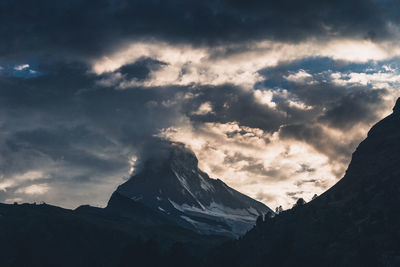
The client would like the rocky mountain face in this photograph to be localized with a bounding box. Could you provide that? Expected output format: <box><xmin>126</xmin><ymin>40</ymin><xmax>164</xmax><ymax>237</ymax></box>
<box><xmin>321</xmin><ymin>98</ymin><xmax>400</xmax><ymax>203</ymax></box>
<box><xmin>108</xmin><ymin>143</ymin><xmax>272</xmax><ymax>237</ymax></box>
<box><xmin>210</xmin><ymin>98</ymin><xmax>400</xmax><ymax>266</ymax></box>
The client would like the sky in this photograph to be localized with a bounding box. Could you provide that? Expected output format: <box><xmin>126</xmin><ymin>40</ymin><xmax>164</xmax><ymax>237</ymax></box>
<box><xmin>1</xmin><ymin>0</ymin><xmax>400</xmax><ymax>209</ymax></box>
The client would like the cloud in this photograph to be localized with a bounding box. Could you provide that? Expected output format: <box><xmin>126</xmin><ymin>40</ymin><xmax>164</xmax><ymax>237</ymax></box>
<box><xmin>1</xmin><ymin>0</ymin><xmax>400</xmax><ymax>64</ymax></box>
<box><xmin>158</xmin><ymin>120</ymin><xmax>338</xmax><ymax>208</ymax></box>
<box><xmin>16</xmin><ymin>184</ymin><xmax>50</xmax><ymax>195</ymax></box>
<box><xmin>1</xmin><ymin>56</ymin><xmax>397</xmax><ymax>209</ymax></box>
<box><xmin>284</xmin><ymin>70</ymin><xmax>315</xmax><ymax>85</ymax></box>
<box><xmin>330</xmin><ymin>71</ymin><xmax>400</xmax><ymax>89</ymax></box>
<box><xmin>0</xmin><ymin>171</ymin><xmax>49</xmax><ymax>192</ymax></box>
<box><xmin>192</xmin><ymin>102</ymin><xmax>214</xmax><ymax>115</ymax></box>
<box><xmin>152</xmin><ymin>59</ymin><xmax>398</xmax><ymax>208</ymax></box>
<box><xmin>92</xmin><ymin>39</ymin><xmax>400</xmax><ymax>90</ymax></box>
<box><xmin>0</xmin><ymin>62</ymin><xmax>190</xmax><ymax>208</ymax></box>
<box><xmin>1</xmin><ymin>1</ymin><xmax>400</xmax><ymax>209</ymax></box>
<box><xmin>14</xmin><ymin>64</ymin><xmax>30</xmax><ymax>71</ymax></box>
<box><xmin>317</xmin><ymin>88</ymin><xmax>388</xmax><ymax>129</ymax></box>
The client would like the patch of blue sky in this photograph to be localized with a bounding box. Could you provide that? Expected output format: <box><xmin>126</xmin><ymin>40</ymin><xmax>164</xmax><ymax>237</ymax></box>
<box><xmin>0</xmin><ymin>61</ymin><xmax>42</xmax><ymax>78</ymax></box>
<box><xmin>256</xmin><ymin>56</ymin><xmax>400</xmax><ymax>91</ymax></box>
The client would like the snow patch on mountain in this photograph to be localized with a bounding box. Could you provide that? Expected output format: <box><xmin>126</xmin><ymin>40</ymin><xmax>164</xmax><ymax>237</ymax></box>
<box><xmin>172</xmin><ymin>168</ymin><xmax>206</xmax><ymax>210</ymax></box>
<box><xmin>168</xmin><ymin>199</ymin><xmax>265</xmax><ymax>237</ymax></box>
<box><xmin>198</xmin><ymin>173</ymin><xmax>214</xmax><ymax>192</ymax></box>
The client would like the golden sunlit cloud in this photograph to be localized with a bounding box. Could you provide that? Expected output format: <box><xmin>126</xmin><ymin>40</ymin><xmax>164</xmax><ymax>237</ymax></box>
<box><xmin>158</xmin><ymin>121</ymin><xmax>340</xmax><ymax>209</ymax></box>
<box><xmin>92</xmin><ymin>39</ymin><xmax>400</xmax><ymax>90</ymax></box>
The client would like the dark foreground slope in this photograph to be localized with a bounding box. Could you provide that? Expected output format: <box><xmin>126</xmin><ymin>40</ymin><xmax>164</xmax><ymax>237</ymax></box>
<box><xmin>0</xmin><ymin>201</ymin><xmax>227</xmax><ymax>267</ymax></box>
<box><xmin>211</xmin><ymin>99</ymin><xmax>400</xmax><ymax>267</ymax></box>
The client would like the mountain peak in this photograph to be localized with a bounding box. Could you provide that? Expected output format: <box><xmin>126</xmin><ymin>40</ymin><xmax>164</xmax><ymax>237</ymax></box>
<box><xmin>168</xmin><ymin>142</ymin><xmax>199</xmax><ymax>168</ymax></box>
<box><xmin>139</xmin><ymin>142</ymin><xmax>198</xmax><ymax>173</ymax></box>
<box><xmin>108</xmin><ymin>143</ymin><xmax>272</xmax><ymax>237</ymax></box>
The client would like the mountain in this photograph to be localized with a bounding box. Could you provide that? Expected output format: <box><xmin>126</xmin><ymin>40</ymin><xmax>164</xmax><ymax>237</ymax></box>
<box><xmin>108</xmin><ymin>143</ymin><xmax>272</xmax><ymax>237</ymax></box>
<box><xmin>210</xmin><ymin>98</ymin><xmax>400</xmax><ymax>266</ymax></box>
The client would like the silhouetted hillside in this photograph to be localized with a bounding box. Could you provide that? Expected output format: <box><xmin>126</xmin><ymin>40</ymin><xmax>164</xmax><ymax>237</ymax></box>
<box><xmin>0</xmin><ymin>202</ymin><xmax>227</xmax><ymax>267</ymax></box>
<box><xmin>210</xmin><ymin>98</ymin><xmax>400</xmax><ymax>266</ymax></box>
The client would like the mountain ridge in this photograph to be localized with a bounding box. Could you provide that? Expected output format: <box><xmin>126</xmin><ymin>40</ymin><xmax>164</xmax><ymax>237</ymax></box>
<box><xmin>108</xmin><ymin>142</ymin><xmax>273</xmax><ymax>237</ymax></box>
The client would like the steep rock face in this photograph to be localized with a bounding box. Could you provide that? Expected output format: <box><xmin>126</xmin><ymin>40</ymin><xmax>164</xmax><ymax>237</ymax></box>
<box><xmin>108</xmin><ymin>143</ymin><xmax>272</xmax><ymax>237</ymax></box>
<box><xmin>320</xmin><ymin>98</ymin><xmax>400</xmax><ymax>205</ymax></box>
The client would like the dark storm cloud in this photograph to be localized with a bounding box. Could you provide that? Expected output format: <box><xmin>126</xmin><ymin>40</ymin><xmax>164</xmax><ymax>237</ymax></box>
<box><xmin>181</xmin><ymin>85</ymin><xmax>284</xmax><ymax>132</ymax></box>
<box><xmin>263</xmin><ymin>62</ymin><xmax>392</xmax><ymax>177</ymax></box>
<box><xmin>5</xmin><ymin>126</ymin><xmax>127</xmax><ymax>175</ymax></box>
<box><xmin>281</xmin><ymin>83</ymin><xmax>388</xmax><ymax>131</ymax></box>
<box><xmin>0</xmin><ymin>0</ymin><xmax>398</xmax><ymax>62</ymax></box>
<box><xmin>117</xmin><ymin>58</ymin><xmax>167</xmax><ymax>81</ymax></box>
<box><xmin>174</xmin><ymin>69</ymin><xmax>389</xmax><ymax>140</ymax></box>
<box><xmin>279</xmin><ymin>123</ymin><xmax>354</xmax><ymax>166</ymax></box>
<box><xmin>0</xmin><ymin>62</ymin><xmax>187</xmax><ymax>205</ymax></box>
<box><xmin>318</xmin><ymin>88</ymin><xmax>387</xmax><ymax>129</ymax></box>
<box><xmin>257</xmin><ymin>58</ymin><xmax>390</xmax><ymax>131</ymax></box>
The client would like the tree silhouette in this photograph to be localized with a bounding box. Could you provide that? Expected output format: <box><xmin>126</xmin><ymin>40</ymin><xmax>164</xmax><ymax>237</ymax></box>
<box><xmin>275</xmin><ymin>206</ymin><xmax>283</xmax><ymax>214</ymax></box>
<box><xmin>293</xmin><ymin>198</ymin><xmax>306</xmax><ymax>208</ymax></box>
